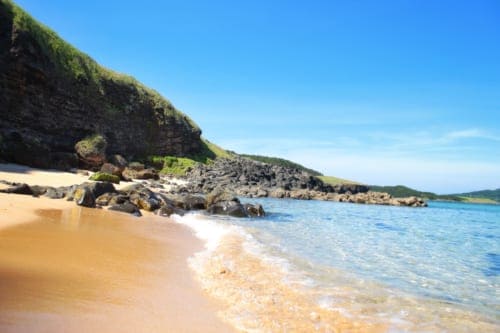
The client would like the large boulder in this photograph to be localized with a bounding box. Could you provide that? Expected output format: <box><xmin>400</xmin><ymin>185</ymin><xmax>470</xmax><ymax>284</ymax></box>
<box><xmin>206</xmin><ymin>187</ymin><xmax>239</xmax><ymax>206</ymax></box>
<box><xmin>207</xmin><ymin>200</ymin><xmax>248</xmax><ymax>218</ymax></box>
<box><xmin>74</xmin><ymin>135</ymin><xmax>107</xmax><ymax>170</ymax></box>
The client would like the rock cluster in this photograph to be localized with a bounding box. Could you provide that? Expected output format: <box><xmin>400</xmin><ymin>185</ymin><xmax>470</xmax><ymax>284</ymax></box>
<box><xmin>181</xmin><ymin>157</ymin><xmax>427</xmax><ymax>207</ymax></box>
<box><xmin>0</xmin><ymin>179</ymin><xmax>266</xmax><ymax>218</ymax></box>
<box><xmin>185</xmin><ymin>157</ymin><xmax>369</xmax><ymax>194</ymax></box>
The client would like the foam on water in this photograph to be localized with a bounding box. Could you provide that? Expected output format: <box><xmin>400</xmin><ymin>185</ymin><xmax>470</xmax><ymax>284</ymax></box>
<box><xmin>174</xmin><ymin>200</ymin><xmax>500</xmax><ymax>332</ymax></box>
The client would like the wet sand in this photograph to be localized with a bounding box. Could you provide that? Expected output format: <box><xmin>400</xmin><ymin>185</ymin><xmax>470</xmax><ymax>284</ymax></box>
<box><xmin>0</xmin><ymin>205</ymin><xmax>235</xmax><ymax>332</ymax></box>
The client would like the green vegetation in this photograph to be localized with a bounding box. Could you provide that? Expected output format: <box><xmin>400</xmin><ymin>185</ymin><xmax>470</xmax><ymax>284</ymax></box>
<box><xmin>150</xmin><ymin>156</ymin><xmax>197</xmax><ymax>176</ymax></box>
<box><xmin>1</xmin><ymin>0</ymin><xmax>199</xmax><ymax>130</ymax></box>
<box><xmin>147</xmin><ymin>138</ymin><xmax>234</xmax><ymax>176</ymax></box>
<box><xmin>74</xmin><ymin>134</ymin><xmax>107</xmax><ymax>156</ymax></box>
<box><xmin>89</xmin><ymin>172</ymin><xmax>120</xmax><ymax>184</ymax></box>
<box><xmin>453</xmin><ymin>188</ymin><xmax>500</xmax><ymax>203</ymax></box>
<box><xmin>318</xmin><ymin>175</ymin><xmax>359</xmax><ymax>186</ymax></box>
<box><xmin>458</xmin><ymin>197</ymin><xmax>498</xmax><ymax>204</ymax></box>
<box><xmin>369</xmin><ymin>185</ymin><xmax>500</xmax><ymax>203</ymax></box>
<box><xmin>203</xmin><ymin>140</ymin><xmax>234</xmax><ymax>159</ymax></box>
<box><xmin>368</xmin><ymin>185</ymin><xmax>464</xmax><ymax>201</ymax></box>
<box><xmin>240</xmin><ymin>154</ymin><xmax>322</xmax><ymax>176</ymax></box>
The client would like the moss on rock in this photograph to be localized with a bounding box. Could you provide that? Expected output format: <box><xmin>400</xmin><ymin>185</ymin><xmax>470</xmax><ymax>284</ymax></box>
<box><xmin>89</xmin><ymin>171</ymin><xmax>120</xmax><ymax>184</ymax></box>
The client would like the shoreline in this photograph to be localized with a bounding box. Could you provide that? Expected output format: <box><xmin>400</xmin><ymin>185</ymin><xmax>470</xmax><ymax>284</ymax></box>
<box><xmin>0</xmin><ymin>164</ymin><xmax>235</xmax><ymax>332</ymax></box>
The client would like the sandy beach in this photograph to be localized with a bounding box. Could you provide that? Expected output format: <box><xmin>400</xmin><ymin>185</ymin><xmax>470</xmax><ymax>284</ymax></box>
<box><xmin>0</xmin><ymin>164</ymin><xmax>234</xmax><ymax>332</ymax></box>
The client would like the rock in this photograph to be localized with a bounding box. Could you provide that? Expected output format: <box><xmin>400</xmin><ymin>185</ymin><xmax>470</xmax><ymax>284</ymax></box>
<box><xmin>122</xmin><ymin>167</ymin><xmax>158</xmax><ymax>180</ymax></box>
<box><xmin>68</xmin><ymin>182</ymin><xmax>116</xmax><ymax>201</ymax></box>
<box><xmin>128</xmin><ymin>162</ymin><xmax>145</xmax><ymax>171</ymax></box>
<box><xmin>74</xmin><ymin>135</ymin><xmax>107</xmax><ymax>170</ymax></box>
<box><xmin>44</xmin><ymin>186</ymin><xmax>70</xmax><ymax>199</ymax></box>
<box><xmin>183</xmin><ymin>195</ymin><xmax>206</xmax><ymax>210</ymax></box>
<box><xmin>89</xmin><ymin>171</ymin><xmax>120</xmax><ymax>184</ymax></box>
<box><xmin>100</xmin><ymin>163</ymin><xmax>123</xmax><ymax>177</ymax></box>
<box><xmin>108</xmin><ymin>202</ymin><xmax>142</xmax><ymax>216</ymax></box>
<box><xmin>30</xmin><ymin>185</ymin><xmax>48</xmax><ymax>196</ymax></box>
<box><xmin>206</xmin><ymin>187</ymin><xmax>239</xmax><ymax>206</ymax></box>
<box><xmin>244</xmin><ymin>203</ymin><xmax>265</xmax><ymax>217</ymax></box>
<box><xmin>0</xmin><ymin>183</ymin><xmax>33</xmax><ymax>195</ymax></box>
<box><xmin>73</xmin><ymin>188</ymin><xmax>95</xmax><ymax>207</ymax></box>
<box><xmin>95</xmin><ymin>192</ymin><xmax>125</xmax><ymax>206</ymax></box>
<box><xmin>207</xmin><ymin>200</ymin><xmax>248</xmax><ymax>218</ymax></box>
<box><xmin>156</xmin><ymin>205</ymin><xmax>185</xmax><ymax>217</ymax></box>
<box><xmin>108</xmin><ymin>155</ymin><xmax>128</xmax><ymax>171</ymax></box>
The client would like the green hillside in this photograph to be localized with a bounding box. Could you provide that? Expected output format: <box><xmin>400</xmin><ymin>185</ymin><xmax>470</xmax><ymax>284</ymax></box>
<box><xmin>318</xmin><ymin>175</ymin><xmax>359</xmax><ymax>186</ymax></box>
<box><xmin>368</xmin><ymin>185</ymin><xmax>463</xmax><ymax>201</ymax></box>
<box><xmin>240</xmin><ymin>154</ymin><xmax>323</xmax><ymax>176</ymax></box>
<box><xmin>454</xmin><ymin>188</ymin><xmax>500</xmax><ymax>203</ymax></box>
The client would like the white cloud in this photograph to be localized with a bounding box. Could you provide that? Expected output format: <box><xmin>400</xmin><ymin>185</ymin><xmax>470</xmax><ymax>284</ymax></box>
<box><xmin>215</xmin><ymin>128</ymin><xmax>500</xmax><ymax>193</ymax></box>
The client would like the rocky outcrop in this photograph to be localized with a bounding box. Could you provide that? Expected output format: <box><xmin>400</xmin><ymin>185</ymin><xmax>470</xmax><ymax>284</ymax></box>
<box><xmin>0</xmin><ymin>1</ymin><xmax>202</xmax><ymax>169</ymax></box>
<box><xmin>185</xmin><ymin>157</ymin><xmax>368</xmax><ymax>194</ymax></box>
<box><xmin>0</xmin><ymin>179</ymin><xmax>266</xmax><ymax>218</ymax></box>
<box><xmin>179</xmin><ymin>157</ymin><xmax>426</xmax><ymax>207</ymax></box>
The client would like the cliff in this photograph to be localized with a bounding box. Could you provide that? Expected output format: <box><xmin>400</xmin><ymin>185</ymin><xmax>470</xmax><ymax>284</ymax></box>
<box><xmin>0</xmin><ymin>0</ymin><xmax>202</xmax><ymax>169</ymax></box>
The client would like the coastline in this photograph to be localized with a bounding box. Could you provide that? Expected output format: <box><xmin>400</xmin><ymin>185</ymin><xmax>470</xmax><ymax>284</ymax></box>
<box><xmin>0</xmin><ymin>165</ymin><xmax>234</xmax><ymax>332</ymax></box>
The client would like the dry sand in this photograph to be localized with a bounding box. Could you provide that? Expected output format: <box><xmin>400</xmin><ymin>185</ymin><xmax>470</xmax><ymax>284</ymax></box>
<box><xmin>0</xmin><ymin>164</ymin><xmax>235</xmax><ymax>332</ymax></box>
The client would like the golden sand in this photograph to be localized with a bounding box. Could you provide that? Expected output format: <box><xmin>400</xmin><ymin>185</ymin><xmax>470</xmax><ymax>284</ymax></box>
<box><xmin>0</xmin><ymin>204</ymin><xmax>234</xmax><ymax>332</ymax></box>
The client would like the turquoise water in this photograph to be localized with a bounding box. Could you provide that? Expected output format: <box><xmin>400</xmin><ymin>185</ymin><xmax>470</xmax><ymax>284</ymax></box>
<box><xmin>176</xmin><ymin>199</ymin><xmax>500</xmax><ymax>331</ymax></box>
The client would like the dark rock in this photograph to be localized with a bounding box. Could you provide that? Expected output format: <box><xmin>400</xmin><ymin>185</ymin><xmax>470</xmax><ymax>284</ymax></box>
<box><xmin>74</xmin><ymin>135</ymin><xmax>107</xmax><ymax>170</ymax></box>
<box><xmin>244</xmin><ymin>203</ymin><xmax>265</xmax><ymax>217</ymax></box>
<box><xmin>44</xmin><ymin>186</ymin><xmax>69</xmax><ymax>199</ymax></box>
<box><xmin>156</xmin><ymin>205</ymin><xmax>185</xmax><ymax>217</ymax></box>
<box><xmin>183</xmin><ymin>195</ymin><xmax>206</xmax><ymax>210</ymax></box>
<box><xmin>30</xmin><ymin>185</ymin><xmax>48</xmax><ymax>197</ymax></box>
<box><xmin>73</xmin><ymin>188</ymin><xmax>95</xmax><ymax>207</ymax></box>
<box><xmin>50</xmin><ymin>152</ymin><xmax>79</xmax><ymax>171</ymax></box>
<box><xmin>109</xmin><ymin>202</ymin><xmax>142</xmax><ymax>216</ymax></box>
<box><xmin>100</xmin><ymin>163</ymin><xmax>122</xmax><ymax>177</ymax></box>
<box><xmin>207</xmin><ymin>200</ymin><xmax>248</xmax><ymax>218</ymax></box>
<box><xmin>0</xmin><ymin>183</ymin><xmax>33</xmax><ymax>195</ymax></box>
<box><xmin>108</xmin><ymin>155</ymin><xmax>128</xmax><ymax>171</ymax></box>
<box><xmin>206</xmin><ymin>187</ymin><xmax>239</xmax><ymax>206</ymax></box>
<box><xmin>69</xmin><ymin>182</ymin><xmax>116</xmax><ymax>201</ymax></box>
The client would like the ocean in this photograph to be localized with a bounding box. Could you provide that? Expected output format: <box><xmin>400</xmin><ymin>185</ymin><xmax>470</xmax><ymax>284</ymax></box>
<box><xmin>174</xmin><ymin>199</ymin><xmax>500</xmax><ymax>332</ymax></box>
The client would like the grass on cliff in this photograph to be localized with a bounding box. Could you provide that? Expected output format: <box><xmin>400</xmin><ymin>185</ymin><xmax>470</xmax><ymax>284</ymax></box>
<box><xmin>240</xmin><ymin>154</ymin><xmax>323</xmax><ymax>176</ymax></box>
<box><xmin>149</xmin><ymin>139</ymin><xmax>234</xmax><ymax>176</ymax></box>
<box><xmin>318</xmin><ymin>175</ymin><xmax>359</xmax><ymax>186</ymax></box>
<box><xmin>2</xmin><ymin>0</ymin><xmax>199</xmax><ymax>130</ymax></box>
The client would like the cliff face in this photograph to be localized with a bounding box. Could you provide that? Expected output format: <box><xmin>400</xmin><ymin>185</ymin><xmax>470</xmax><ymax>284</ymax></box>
<box><xmin>0</xmin><ymin>0</ymin><xmax>202</xmax><ymax>168</ymax></box>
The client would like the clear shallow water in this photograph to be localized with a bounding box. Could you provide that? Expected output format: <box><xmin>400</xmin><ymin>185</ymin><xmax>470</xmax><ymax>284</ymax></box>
<box><xmin>175</xmin><ymin>199</ymin><xmax>500</xmax><ymax>332</ymax></box>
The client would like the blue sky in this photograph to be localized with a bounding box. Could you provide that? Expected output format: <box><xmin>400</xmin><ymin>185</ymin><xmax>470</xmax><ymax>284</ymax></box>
<box><xmin>15</xmin><ymin>0</ymin><xmax>500</xmax><ymax>193</ymax></box>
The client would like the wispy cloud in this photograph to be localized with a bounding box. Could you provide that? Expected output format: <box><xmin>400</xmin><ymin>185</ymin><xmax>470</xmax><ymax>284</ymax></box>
<box><xmin>444</xmin><ymin>129</ymin><xmax>500</xmax><ymax>142</ymax></box>
<box><xmin>217</xmin><ymin>127</ymin><xmax>500</xmax><ymax>193</ymax></box>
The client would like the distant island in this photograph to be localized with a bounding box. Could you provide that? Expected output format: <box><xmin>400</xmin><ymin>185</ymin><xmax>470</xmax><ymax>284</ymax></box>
<box><xmin>369</xmin><ymin>185</ymin><xmax>500</xmax><ymax>204</ymax></box>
